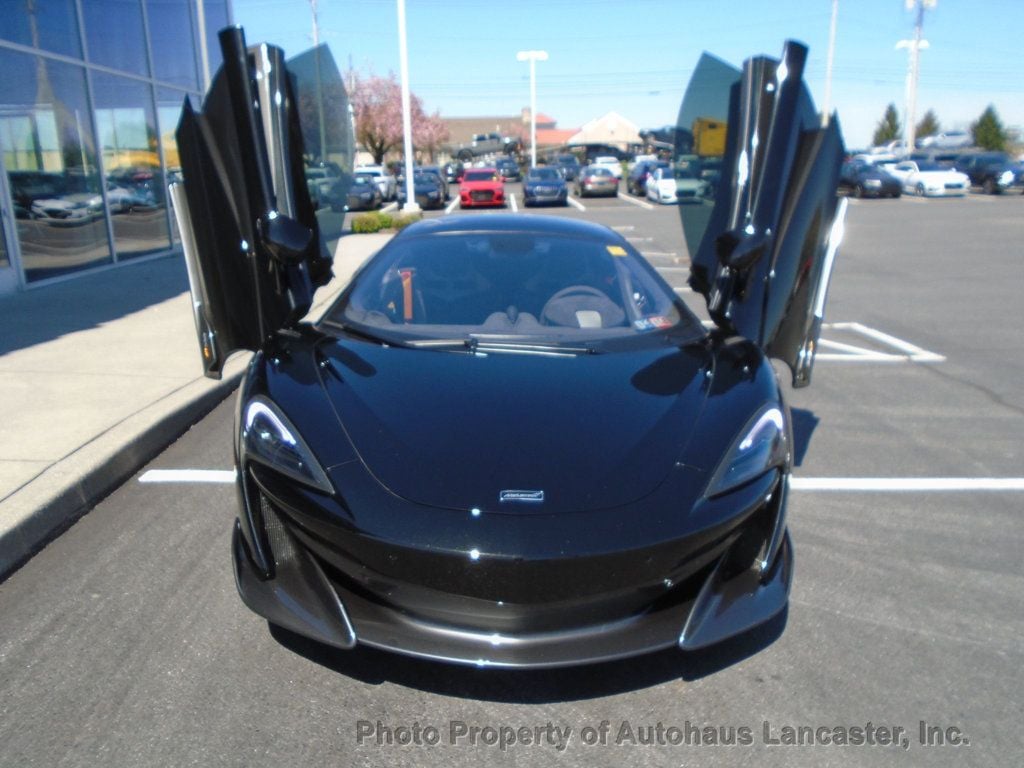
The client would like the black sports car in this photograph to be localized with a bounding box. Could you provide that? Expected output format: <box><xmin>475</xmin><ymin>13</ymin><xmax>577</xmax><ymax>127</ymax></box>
<box><xmin>171</xmin><ymin>29</ymin><xmax>845</xmax><ymax>668</ymax></box>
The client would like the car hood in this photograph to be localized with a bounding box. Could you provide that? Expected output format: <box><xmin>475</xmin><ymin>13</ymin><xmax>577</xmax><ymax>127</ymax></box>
<box><xmin>317</xmin><ymin>339</ymin><xmax>711</xmax><ymax>514</ymax></box>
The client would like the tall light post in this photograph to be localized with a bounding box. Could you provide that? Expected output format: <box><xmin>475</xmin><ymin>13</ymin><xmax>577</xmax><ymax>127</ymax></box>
<box><xmin>899</xmin><ymin>0</ymin><xmax>936</xmax><ymax>151</ymax></box>
<box><xmin>397</xmin><ymin>0</ymin><xmax>419</xmax><ymax>211</ymax></box>
<box><xmin>822</xmin><ymin>0</ymin><xmax>839</xmax><ymax>126</ymax></box>
<box><xmin>516</xmin><ymin>50</ymin><xmax>548</xmax><ymax>168</ymax></box>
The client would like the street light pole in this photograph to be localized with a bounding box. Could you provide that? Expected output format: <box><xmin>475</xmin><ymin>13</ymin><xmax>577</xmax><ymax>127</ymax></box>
<box><xmin>397</xmin><ymin>0</ymin><xmax>419</xmax><ymax>212</ymax></box>
<box><xmin>516</xmin><ymin>50</ymin><xmax>548</xmax><ymax>168</ymax></box>
<box><xmin>822</xmin><ymin>0</ymin><xmax>839</xmax><ymax>126</ymax></box>
<box><xmin>900</xmin><ymin>0</ymin><xmax>936</xmax><ymax>151</ymax></box>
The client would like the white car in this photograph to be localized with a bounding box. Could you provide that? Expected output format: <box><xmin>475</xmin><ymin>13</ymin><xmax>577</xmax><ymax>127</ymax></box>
<box><xmin>30</xmin><ymin>192</ymin><xmax>103</xmax><ymax>220</ymax></box>
<box><xmin>645</xmin><ymin>165</ymin><xmax>708</xmax><ymax>205</ymax></box>
<box><xmin>591</xmin><ymin>155</ymin><xmax>623</xmax><ymax>179</ymax></box>
<box><xmin>353</xmin><ymin>165</ymin><xmax>396</xmax><ymax>201</ymax></box>
<box><xmin>883</xmin><ymin>161</ymin><xmax>969</xmax><ymax>197</ymax></box>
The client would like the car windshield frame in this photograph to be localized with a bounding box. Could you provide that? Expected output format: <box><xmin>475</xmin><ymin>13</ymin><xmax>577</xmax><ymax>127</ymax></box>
<box><xmin>322</xmin><ymin>228</ymin><xmax>704</xmax><ymax>350</ymax></box>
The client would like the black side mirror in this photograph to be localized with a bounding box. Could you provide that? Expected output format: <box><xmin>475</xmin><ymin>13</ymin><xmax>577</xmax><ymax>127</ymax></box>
<box><xmin>715</xmin><ymin>227</ymin><xmax>768</xmax><ymax>271</ymax></box>
<box><xmin>259</xmin><ymin>211</ymin><xmax>313</xmax><ymax>265</ymax></box>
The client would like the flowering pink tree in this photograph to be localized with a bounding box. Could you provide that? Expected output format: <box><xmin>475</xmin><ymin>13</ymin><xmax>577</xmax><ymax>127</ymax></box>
<box><xmin>349</xmin><ymin>71</ymin><xmax>446</xmax><ymax>164</ymax></box>
<box><xmin>414</xmin><ymin>110</ymin><xmax>450</xmax><ymax>163</ymax></box>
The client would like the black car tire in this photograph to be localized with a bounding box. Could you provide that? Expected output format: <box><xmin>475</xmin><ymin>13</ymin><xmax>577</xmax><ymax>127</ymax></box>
<box><xmin>853</xmin><ymin>184</ymin><xmax>864</xmax><ymax>199</ymax></box>
<box><xmin>916</xmin><ymin>183</ymin><xmax>926</xmax><ymax>197</ymax></box>
<box><xmin>983</xmin><ymin>178</ymin><xmax>998</xmax><ymax>195</ymax></box>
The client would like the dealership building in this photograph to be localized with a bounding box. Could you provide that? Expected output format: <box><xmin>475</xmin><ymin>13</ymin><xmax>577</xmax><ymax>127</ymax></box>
<box><xmin>0</xmin><ymin>0</ymin><xmax>232</xmax><ymax>295</ymax></box>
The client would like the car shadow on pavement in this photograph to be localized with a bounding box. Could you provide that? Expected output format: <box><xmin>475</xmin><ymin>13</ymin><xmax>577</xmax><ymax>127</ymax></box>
<box><xmin>268</xmin><ymin>607</ymin><xmax>787</xmax><ymax>702</ymax></box>
<box><xmin>790</xmin><ymin>408</ymin><xmax>819</xmax><ymax>468</ymax></box>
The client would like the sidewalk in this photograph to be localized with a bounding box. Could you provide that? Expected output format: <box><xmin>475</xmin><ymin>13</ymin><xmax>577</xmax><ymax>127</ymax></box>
<box><xmin>0</xmin><ymin>233</ymin><xmax>392</xmax><ymax>578</ymax></box>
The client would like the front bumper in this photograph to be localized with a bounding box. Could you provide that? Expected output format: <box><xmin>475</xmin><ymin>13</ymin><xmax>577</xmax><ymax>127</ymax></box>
<box><xmin>232</xmin><ymin>465</ymin><xmax>793</xmax><ymax>668</ymax></box>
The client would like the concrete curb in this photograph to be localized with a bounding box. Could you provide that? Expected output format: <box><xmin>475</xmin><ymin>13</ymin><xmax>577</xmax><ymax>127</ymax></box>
<box><xmin>0</xmin><ymin>357</ymin><xmax>248</xmax><ymax>579</ymax></box>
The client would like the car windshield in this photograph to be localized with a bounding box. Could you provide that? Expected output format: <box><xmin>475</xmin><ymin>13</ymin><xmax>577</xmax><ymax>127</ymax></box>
<box><xmin>916</xmin><ymin>162</ymin><xmax>944</xmax><ymax>172</ymax></box>
<box><xmin>673</xmin><ymin>168</ymin><xmax>698</xmax><ymax>180</ymax></box>
<box><xmin>528</xmin><ymin>168</ymin><xmax>561</xmax><ymax>181</ymax></box>
<box><xmin>464</xmin><ymin>170</ymin><xmax>497</xmax><ymax>182</ymax></box>
<box><xmin>557</xmin><ymin>156</ymin><xmax>579</xmax><ymax>165</ymax></box>
<box><xmin>585</xmin><ymin>168</ymin><xmax>612</xmax><ymax>177</ymax></box>
<box><xmin>326</xmin><ymin>229</ymin><xmax>701</xmax><ymax>347</ymax></box>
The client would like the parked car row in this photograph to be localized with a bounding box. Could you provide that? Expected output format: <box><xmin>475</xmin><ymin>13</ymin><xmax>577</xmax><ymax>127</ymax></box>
<box><xmin>847</xmin><ymin>148</ymin><xmax>1024</xmax><ymax>196</ymax></box>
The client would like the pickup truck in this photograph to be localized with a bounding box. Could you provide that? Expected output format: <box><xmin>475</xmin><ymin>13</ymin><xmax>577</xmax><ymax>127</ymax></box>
<box><xmin>449</xmin><ymin>132</ymin><xmax>521</xmax><ymax>162</ymax></box>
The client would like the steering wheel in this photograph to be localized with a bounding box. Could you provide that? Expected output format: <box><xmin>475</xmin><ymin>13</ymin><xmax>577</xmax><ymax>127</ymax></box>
<box><xmin>540</xmin><ymin>285</ymin><xmax>611</xmax><ymax>326</ymax></box>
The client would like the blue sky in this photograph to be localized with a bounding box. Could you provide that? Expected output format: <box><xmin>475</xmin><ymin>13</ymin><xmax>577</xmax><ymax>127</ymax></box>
<box><xmin>232</xmin><ymin>0</ymin><xmax>1022</xmax><ymax>149</ymax></box>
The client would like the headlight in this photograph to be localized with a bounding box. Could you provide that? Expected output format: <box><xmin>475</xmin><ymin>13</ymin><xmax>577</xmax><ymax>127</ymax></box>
<box><xmin>999</xmin><ymin>170</ymin><xmax>1014</xmax><ymax>185</ymax></box>
<box><xmin>241</xmin><ymin>396</ymin><xmax>333</xmax><ymax>494</ymax></box>
<box><xmin>706</xmin><ymin>405</ymin><xmax>788</xmax><ymax>497</ymax></box>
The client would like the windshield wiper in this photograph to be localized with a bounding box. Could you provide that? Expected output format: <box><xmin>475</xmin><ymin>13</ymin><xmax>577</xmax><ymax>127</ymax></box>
<box><xmin>322</xmin><ymin>323</ymin><xmax>599</xmax><ymax>355</ymax></box>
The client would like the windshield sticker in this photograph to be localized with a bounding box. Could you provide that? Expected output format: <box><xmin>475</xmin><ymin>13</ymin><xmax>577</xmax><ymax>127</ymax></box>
<box><xmin>606</xmin><ymin>245</ymin><xmax>627</xmax><ymax>257</ymax></box>
<box><xmin>634</xmin><ymin>316</ymin><xmax>673</xmax><ymax>331</ymax></box>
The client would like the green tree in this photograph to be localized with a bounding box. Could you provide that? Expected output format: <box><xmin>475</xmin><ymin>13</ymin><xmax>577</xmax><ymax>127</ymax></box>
<box><xmin>915</xmin><ymin>110</ymin><xmax>940</xmax><ymax>140</ymax></box>
<box><xmin>872</xmin><ymin>103</ymin><xmax>901</xmax><ymax>146</ymax></box>
<box><xmin>971</xmin><ymin>105</ymin><xmax>1007</xmax><ymax>151</ymax></box>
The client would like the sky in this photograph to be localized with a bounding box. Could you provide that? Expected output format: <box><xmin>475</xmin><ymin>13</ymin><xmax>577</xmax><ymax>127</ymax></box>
<box><xmin>231</xmin><ymin>0</ymin><xmax>1023</xmax><ymax>150</ymax></box>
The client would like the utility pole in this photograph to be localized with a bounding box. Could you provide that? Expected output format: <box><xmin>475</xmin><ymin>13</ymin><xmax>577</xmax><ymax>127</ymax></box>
<box><xmin>822</xmin><ymin>0</ymin><xmax>839</xmax><ymax>126</ymax></box>
<box><xmin>899</xmin><ymin>0</ymin><xmax>936</xmax><ymax>151</ymax></box>
<box><xmin>397</xmin><ymin>0</ymin><xmax>419</xmax><ymax>211</ymax></box>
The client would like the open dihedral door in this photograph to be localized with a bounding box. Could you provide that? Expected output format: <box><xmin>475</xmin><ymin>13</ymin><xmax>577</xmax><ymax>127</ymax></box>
<box><xmin>679</xmin><ymin>41</ymin><xmax>847</xmax><ymax>388</ymax></box>
<box><xmin>170</xmin><ymin>27</ymin><xmax>332</xmax><ymax>379</ymax></box>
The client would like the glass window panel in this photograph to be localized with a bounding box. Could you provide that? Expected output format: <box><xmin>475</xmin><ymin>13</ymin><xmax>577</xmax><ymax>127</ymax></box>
<box><xmin>0</xmin><ymin>0</ymin><xmax>82</xmax><ymax>59</ymax></box>
<box><xmin>0</xmin><ymin>49</ymin><xmax>110</xmax><ymax>281</ymax></box>
<box><xmin>156</xmin><ymin>88</ymin><xmax>192</xmax><ymax>243</ymax></box>
<box><xmin>202</xmin><ymin>0</ymin><xmax>230</xmax><ymax>78</ymax></box>
<box><xmin>146</xmin><ymin>0</ymin><xmax>200</xmax><ymax>90</ymax></box>
<box><xmin>82</xmin><ymin>0</ymin><xmax>149</xmax><ymax>76</ymax></box>
<box><xmin>92</xmin><ymin>73</ymin><xmax>170</xmax><ymax>258</ymax></box>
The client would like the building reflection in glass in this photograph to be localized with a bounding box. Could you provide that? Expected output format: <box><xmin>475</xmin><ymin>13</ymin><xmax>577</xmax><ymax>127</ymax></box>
<box><xmin>92</xmin><ymin>73</ymin><xmax>170</xmax><ymax>259</ymax></box>
<box><xmin>0</xmin><ymin>48</ymin><xmax>111</xmax><ymax>281</ymax></box>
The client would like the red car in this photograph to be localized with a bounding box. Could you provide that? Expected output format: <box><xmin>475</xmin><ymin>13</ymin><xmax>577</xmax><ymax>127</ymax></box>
<box><xmin>459</xmin><ymin>168</ymin><xmax>505</xmax><ymax>208</ymax></box>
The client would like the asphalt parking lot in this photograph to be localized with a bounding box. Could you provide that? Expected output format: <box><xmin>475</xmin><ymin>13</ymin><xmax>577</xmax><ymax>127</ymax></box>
<box><xmin>1</xmin><ymin>190</ymin><xmax>1022</xmax><ymax>767</ymax></box>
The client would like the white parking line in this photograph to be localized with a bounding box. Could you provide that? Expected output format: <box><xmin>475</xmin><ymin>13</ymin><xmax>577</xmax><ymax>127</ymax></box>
<box><xmin>444</xmin><ymin>197</ymin><xmax>460</xmax><ymax>214</ymax></box>
<box><xmin>791</xmin><ymin>478</ymin><xmax>1024</xmax><ymax>492</ymax></box>
<box><xmin>823</xmin><ymin>322</ymin><xmax>945</xmax><ymax>362</ymax></box>
<box><xmin>138</xmin><ymin>469</ymin><xmax>1024</xmax><ymax>493</ymax></box>
<box><xmin>381</xmin><ymin>202</ymin><xmax>399</xmax><ymax>213</ymax></box>
<box><xmin>641</xmin><ymin>251</ymin><xmax>678</xmax><ymax>258</ymax></box>
<box><xmin>567</xmin><ymin>196</ymin><xmax>586</xmax><ymax>212</ymax></box>
<box><xmin>617</xmin><ymin>193</ymin><xmax>654</xmax><ymax>211</ymax></box>
<box><xmin>139</xmin><ymin>469</ymin><xmax>236</xmax><ymax>483</ymax></box>
<box><xmin>673</xmin><ymin>285</ymin><xmax>694</xmax><ymax>294</ymax></box>
<box><xmin>611</xmin><ymin>225</ymin><xmax>635</xmax><ymax>232</ymax></box>
<box><xmin>509</xmin><ymin>193</ymin><xmax>518</xmax><ymax>213</ymax></box>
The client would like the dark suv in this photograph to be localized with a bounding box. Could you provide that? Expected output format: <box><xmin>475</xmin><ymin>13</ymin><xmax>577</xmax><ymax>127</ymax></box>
<box><xmin>551</xmin><ymin>153</ymin><xmax>581</xmax><ymax>181</ymax></box>
<box><xmin>954</xmin><ymin>152</ymin><xmax>1023</xmax><ymax>194</ymax></box>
